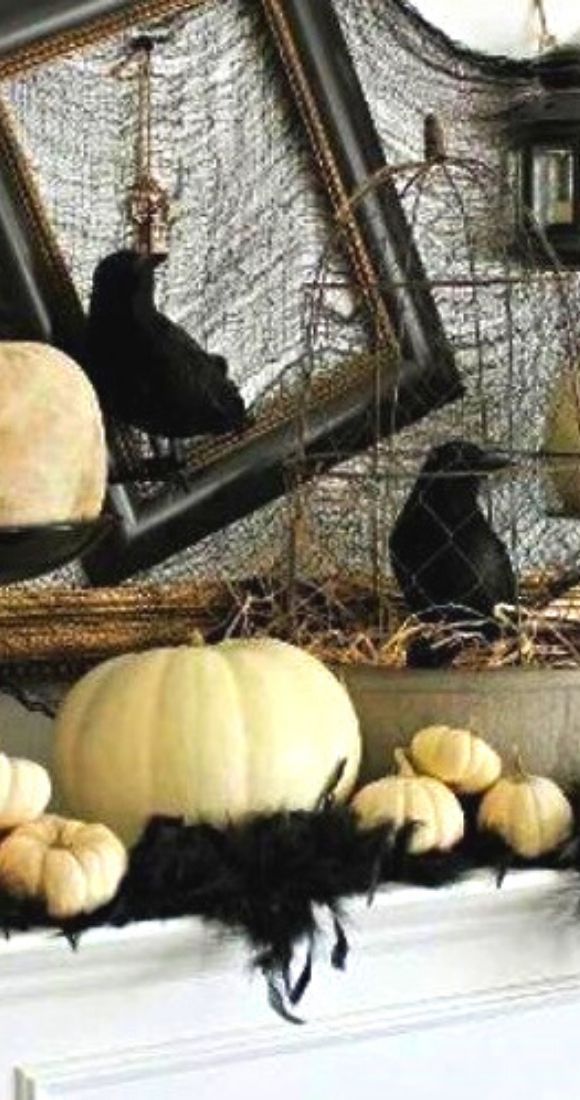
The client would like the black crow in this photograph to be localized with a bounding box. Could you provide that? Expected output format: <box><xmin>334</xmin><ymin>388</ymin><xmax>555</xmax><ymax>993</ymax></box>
<box><xmin>84</xmin><ymin>250</ymin><xmax>247</xmax><ymax>442</ymax></box>
<box><xmin>389</xmin><ymin>440</ymin><xmax>517</xmax><ymax>665</ymax></box>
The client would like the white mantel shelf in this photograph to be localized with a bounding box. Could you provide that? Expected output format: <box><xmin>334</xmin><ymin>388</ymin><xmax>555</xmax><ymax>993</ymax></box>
<box><xmin>3</xmin><ymin>870</ymin><xmax>580</xmax><ymax>1100</ymax></box>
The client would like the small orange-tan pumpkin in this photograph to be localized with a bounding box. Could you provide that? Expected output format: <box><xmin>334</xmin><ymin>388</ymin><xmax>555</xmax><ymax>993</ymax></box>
<box><xmin>410</xmin><ymin>725</ymin><xmax>502</xmax><ymax>794</ymax></box>
<box><xmin>0</xmin><ymin>815</ymin><xmax>127</xmax><ymax>918</ymax></box>
<box><xmin>0</xmin><ymin>342</ymin><xmax>107</xmax><ymax>525</ymax></box>
<box><xmin>478</xmin><ymin>761</ymin><xmax>573</xmax><ymax>859</ymax></box>
<box><xmin>0</xmin><ymin>752</ymin><xmax>51</xmax><ymax>828</ymax></box>
<box><xmin>351</xmin><ymin>750</ymin><xmax>464</xmax><ymax>854</ymax></box>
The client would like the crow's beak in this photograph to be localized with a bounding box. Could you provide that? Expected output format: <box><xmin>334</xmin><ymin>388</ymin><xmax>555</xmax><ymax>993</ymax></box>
<box><xmin>478</xmin><ymin>447</ymin><xmax>513</xmax><ymax>471</ymax></box>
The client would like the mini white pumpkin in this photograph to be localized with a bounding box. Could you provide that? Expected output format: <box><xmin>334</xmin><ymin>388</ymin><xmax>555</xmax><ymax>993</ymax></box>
<box><xmin>0</xmin><ymin>342</ymin><xmax>106</xmax><ymax>525</ymax></box>
<box><xmin>0</xmin><ymin>752</ymin><xmax>51</xmax><ymax>828</ymax></box>
<box><xmin>410</xmin><ymin>724</ymin><xmax>502</xmax><ymax>794</ymax></box>
<box><xmin>54</xmin><ymin>638</ymin><xmax>362</xmax><ymax>844</ymax></box>
<box><xmin>0</xmin><ymin>815</ymin><xmax>127</xmax><ymax>918</ymax></box>
<box><xmin>351</xmin><ymin>750</ymin><xmax>465</xmax><ymax>854</ymax></box>
<box><xmin>478</xmin><ymin>757</ymin><xmax>573</xmax><ymax>859</ymax></box>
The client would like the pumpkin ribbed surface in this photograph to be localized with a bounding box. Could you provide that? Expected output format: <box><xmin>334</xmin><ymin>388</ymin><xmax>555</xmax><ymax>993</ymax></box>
<box><xmin>352</xmin><ymin>773</ymin><xmax>464</xmax><ymax>854</ymax></box>
<box><xmin>411</xmin><ymin>725</ymin><xmax>501</xmax><ymax>793</ymax></box>
<box><xmin>478</xmin><ymin>775</ymin><xmax>573</xmax><ymax>859</ymax></box>
<box><xmin>0</xmin><ymin>815</ymin><xmax>127</xmax><ymax>918</ymax></box>
<box><xmin>54</xmin><ymin>639</ymin><xmax>361</xmax><ymax>844</ymax></box>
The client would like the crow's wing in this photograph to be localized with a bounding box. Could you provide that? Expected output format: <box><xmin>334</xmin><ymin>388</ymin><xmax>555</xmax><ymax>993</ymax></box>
<box><xmin>390</xmin><ymin>497</ymin><xmax>516</xmax><ymax>617</ymax></box>
<box><xmin>389</xmin><ymin>494</ymin><xmax>453</xmax><ymax>611</ymax></box>
<box><xmin>459</xmin><ymin>514</ymin><xmax>517</xmax><ymax>608</ymax></box>
<box><xmin>147</xmin><ymin>308</ymin><xmax>206</xmax><ymax>360</ymax></box>
<box><xmin>140</xmin><ymin>310</ymin><xmax>246</xmax><ymax>431</ymax></box>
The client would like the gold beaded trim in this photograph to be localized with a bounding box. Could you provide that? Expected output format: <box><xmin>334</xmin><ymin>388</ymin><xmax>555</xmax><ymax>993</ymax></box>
<box><xmin>0</xmin><ymin>581</ymin><xmax>227</xmax><ymax>665</ymax></box>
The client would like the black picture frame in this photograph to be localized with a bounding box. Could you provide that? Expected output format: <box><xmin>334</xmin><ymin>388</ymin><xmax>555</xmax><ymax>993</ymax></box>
<box><xmin>0</xmin><ymin>0</ymin><xmax>463</xmax><ymax>584</ymax></box>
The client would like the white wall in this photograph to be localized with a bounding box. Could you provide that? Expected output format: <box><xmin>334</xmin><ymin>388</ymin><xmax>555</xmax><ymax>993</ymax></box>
<box><xmin>412</xmin><ymin>0</ymin><xmax>580</xmax><ymax>57</ymax></box>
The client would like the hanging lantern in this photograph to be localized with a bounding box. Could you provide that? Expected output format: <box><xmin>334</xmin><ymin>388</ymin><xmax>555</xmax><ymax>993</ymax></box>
<box><xmin>506</xmin><ymin>47</ymin><xmax>580</xmax><ymax>267</ymax></box>
<box><xmin>113</xmin><ymin>35</ymin><xmax>172</xmax><ymax>258</ymax></box>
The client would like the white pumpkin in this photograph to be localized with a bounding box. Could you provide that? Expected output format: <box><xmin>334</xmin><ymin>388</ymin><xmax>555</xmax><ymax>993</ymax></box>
<box><xmin>54</xmin><ymin>638</ymin><xmax>362</xmax><ymax>844</ymax></box>
<box><xmin>410</xmin><ymin>724</ymin><xmax>502</xmax><ymax>794</ymax></box>
<box><xmin>0</xmin><ymin>815</ymin><xmax>127</xmax><ymax>918</ymax></box>
<box><xmin>0</xmin><ymin>342</ymin><xmax>106</xmax><ymax>525</ymax></box>
<box><xmin>0</xmin><ymin>752</ymin><xmax>51</xmax><ymax>828</ymax></box>
<box><xmin>351</xmin><ymin>750</ymin><xmax>465</xmax><ymax>854</ymax></box>
<box><xmin>478</xmin><ymin>767</ymin><xmax>574</xmax><ymax>859</ymax></box>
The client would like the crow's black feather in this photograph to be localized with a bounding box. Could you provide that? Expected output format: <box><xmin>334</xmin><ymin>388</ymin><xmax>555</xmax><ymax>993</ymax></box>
<box><xmin>83</xmin><ymin>250</ymin><xmax>247</xmax><ymax>440</ymax></box>
<box><xmin>389</xmin><ymin>440</ymin><xmax>517</xmax><ymax>666</ymax></box>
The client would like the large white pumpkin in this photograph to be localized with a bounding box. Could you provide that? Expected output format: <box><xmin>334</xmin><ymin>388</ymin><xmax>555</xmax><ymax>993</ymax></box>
<box><xmin>0</xmin><ymin>342</ymin><xmax>106</xmax><ymax>524</ymax></box>
<box><xmin>53</xmin><ymin>639</ymin><xmax>362</xmax><ymax>844</ymax></box>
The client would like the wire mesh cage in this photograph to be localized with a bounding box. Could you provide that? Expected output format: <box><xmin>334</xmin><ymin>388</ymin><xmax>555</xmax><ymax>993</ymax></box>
<box><xmin>270</xmin><ymin>143</ymin><xmax>580</xmax><ymax>668</ymax></box>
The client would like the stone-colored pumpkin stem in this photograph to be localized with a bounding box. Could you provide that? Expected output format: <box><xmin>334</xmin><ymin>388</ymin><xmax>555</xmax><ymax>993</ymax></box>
<box><xmin>394</xmin><ymin>748</ymin><xmax>417</xmax><ymax>778</ymax></box>
<box><xmin>511</xmin><ymin>747</ymin><xmax>528</xmax><ymax>782</ymax></box>
<box><xmin>466</xmin><ymin>714</ymin><xmax>479</xmax><ymax>738</ymax></box>
<box><xmin>189</xmin><ymin>629</ymin><xmax>205</xmax><ymax>647</ymax></box>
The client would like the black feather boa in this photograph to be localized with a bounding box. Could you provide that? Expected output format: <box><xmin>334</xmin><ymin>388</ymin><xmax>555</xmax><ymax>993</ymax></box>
<box><xmin>0</xmin><ymin>803</ymin><xmax>471</xmax><ymax>1022</ymax></box>
<box><xmin>1</xmin><ymin>793</ymin><xmax>579</xmax><ymax>1022</ymax></box>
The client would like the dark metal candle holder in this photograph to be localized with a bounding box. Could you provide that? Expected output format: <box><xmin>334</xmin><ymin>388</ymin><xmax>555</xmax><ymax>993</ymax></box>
<box><xmin>0</xmin><ymin>517</ymin><xmax>111</xmax><ymax>583</ymax></box>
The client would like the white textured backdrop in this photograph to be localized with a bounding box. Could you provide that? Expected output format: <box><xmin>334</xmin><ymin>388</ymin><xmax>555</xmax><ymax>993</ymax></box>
<box><xmin>413</xmin><ymin>0</ymin><xmax>580</xmax><ymax>57</ymax></box>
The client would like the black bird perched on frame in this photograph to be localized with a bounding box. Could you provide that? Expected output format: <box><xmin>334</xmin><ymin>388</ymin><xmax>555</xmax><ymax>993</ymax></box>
<box><xmin>389</xmin><ymin>440</ymin><xmax>517</xmax><ymax>666</ymax></box>
<box><xmin>84</xmin><ymin>250</ymin><xmax>247</xmax><ymax>456</ymax></box>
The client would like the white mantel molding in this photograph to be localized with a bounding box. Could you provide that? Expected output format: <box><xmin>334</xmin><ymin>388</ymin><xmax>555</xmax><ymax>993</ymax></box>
<box><xmin>4</xmin><ymin>871</ymin><xmax>580</xmax><ymax>1100</ymax></box>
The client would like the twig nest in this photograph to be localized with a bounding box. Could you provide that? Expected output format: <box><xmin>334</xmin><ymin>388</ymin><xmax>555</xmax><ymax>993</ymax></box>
<box><xmin>410</xmin><ymin>725</ymin><xmax>502</xmax><ymax>794</ymax></box>
<box><xmin>477</xmin><ymin>757</ymin><xmax>573</xmax><ymax>859</ymax></box>
<box><xmin>0</xmin><ymin>752</ymin><xmax>51</xmax><ymax>828</ymax></box>
<box><xmin>0</xmin><ymin>815</ymin><xmax>127</xmax><ymax>919</ymax></box>
<box><xmin>351</xmin><ymin>749</ymin><xmax>464</xmax><ymax>855</ymax></box>
<box><xmin>0</xmin><ymin>343</ymin><xmax>106</xmax><ymax>525</ymax></box>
